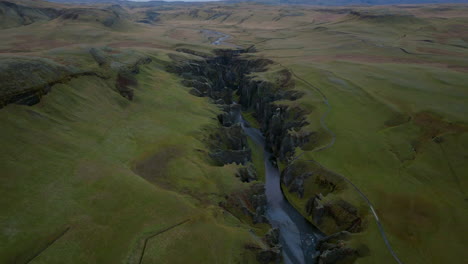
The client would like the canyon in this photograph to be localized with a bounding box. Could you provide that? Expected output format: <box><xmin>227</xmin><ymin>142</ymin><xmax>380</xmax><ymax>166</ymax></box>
<box><xmin>0</xmin><ymin>1</ymin><xmax>467</xmax><ymax>264</ymax></box>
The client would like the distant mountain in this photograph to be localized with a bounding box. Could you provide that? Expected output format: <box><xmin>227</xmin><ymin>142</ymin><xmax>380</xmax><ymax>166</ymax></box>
<box><xmin>227</xmin><ymin>0</ymin><xmax>468</xmax><ymax>5</ymax></box>
<box><xmin>45</xmin><ymin>0</ymin><xmax>468</xmax><ymax>5</ymax></box>
<box><xmin>46</xmin><ymin>0</ymin><xmax>127</xmax><ymax>3</ymax></box>
<box><xmin>46</xmin><ymin>1</ymin><xmax>197</xmax><ymax>6</ymax></box>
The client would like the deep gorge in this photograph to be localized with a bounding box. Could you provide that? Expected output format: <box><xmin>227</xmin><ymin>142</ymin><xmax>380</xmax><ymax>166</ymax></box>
<box><xmin>167</xmin><ymin>48</ymin><xmax>367</xmax><ymax>264</ymax></box>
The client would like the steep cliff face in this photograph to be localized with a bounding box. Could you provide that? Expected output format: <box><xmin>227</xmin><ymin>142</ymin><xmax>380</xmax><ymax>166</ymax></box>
<box><xmin>281</xmin><ymin>159</ymin><xmax>369</xmax><ymax>263</ymax></box>
<box><xmin>282</xmin><ymin>160</ymin><xmax>366</xmax><ymax>234</ymax></box>
<box><xmin>0</xmin><ymin>50</ymin><xmax>151</xmax><ymax>108</ymax></box>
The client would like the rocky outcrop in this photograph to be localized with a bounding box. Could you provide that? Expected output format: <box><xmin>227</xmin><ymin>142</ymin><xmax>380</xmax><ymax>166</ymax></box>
<box><xmin>0</xmin><ymin>57</ymin><xmax>110</xmax><ymax>108</ymax></box>
<box><xmin>0</xmin><ymin>57</ymin><xmax>69</xmax><ymax>107</ymax></box>
<box><xmin>308</xmin><ymin>196</ymin><xmax>365</xmax><ymax>234</ymax></box>
<box><xmin>0</xmin><ymin>48</ymin><xmax>151</xmax><ymax>108</ymax></box>
<box><xmin>218</xmin><ymin>103</ymin><xmax>242</xmax><ymax>127</ymax></box>
<box><xmin>236</xmin><ymin>163</ymin><xmax>258</xmax><ymax>182</ymax></box>
<box><xmin>221</xmin><ymin>183</ymin><xmax>268</xmax><ymax>224</ymax></box>
<box><xmin>207</xmin><ymin>123</ymin><xmax>251</xmax><ymax>165</ymax></box>
<box><xmin>315</xmin><ymin>231</ymin><xmax>366</xmax><ymax>264</ymax></box>
<box><xmin>168</xmin><ymin>49</ymin><xmax>272</xmax><ymax>166</ymax></box>
<box><xmin>264</xmin><ymin>227</ymin><xmax>280</xmax><ymax>247</ymax></box>
<box><xmin>282</xmin><ymin>161</ymin><xmax>365</xmax><ymax>234</ymax></box>
<box><xmin>282</xmin><ymin>160</ymin><xmax>367</xmax><ymax>263</ymax></box>
<box><xmin>318</xmin><ymin>246</ymin><xmax>359</xmax><ymax>264</ymax></box>
<box><xmin>256</xmin><ymin>246</ymin><xmax>282</xmax><ymax>264</ymax></box>
<box><xmin>236</xmin><ymin>69</ymin><xmax>310</xmax><ymax>161</ymax></box>
<box><xmin>244</xmin><ymin>227</ymin><xmax>282</xmax><ymax>264</ymax></box>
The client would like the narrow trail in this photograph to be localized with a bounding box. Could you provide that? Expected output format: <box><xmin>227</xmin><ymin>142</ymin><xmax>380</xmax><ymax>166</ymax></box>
<box><xmin>25</xmin><ymin>227</ymin><xmax>71</xmax><ymax>264</ymax></box>
<box><xmin>137</xmin><ymin>219</ymin><xmax>191</xmax><ymax>264</ymax></box>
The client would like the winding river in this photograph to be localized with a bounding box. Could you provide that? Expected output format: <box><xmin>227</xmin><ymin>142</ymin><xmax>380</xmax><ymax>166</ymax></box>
<box><xmin>240</xmin><ymin>116</ymin><xmax>323</xmax><ymax>264</ymax></box>
<box><xmin>204</xmin><ymin>30</ymin><xmax>324</xmax><ymax>263</ymax></box>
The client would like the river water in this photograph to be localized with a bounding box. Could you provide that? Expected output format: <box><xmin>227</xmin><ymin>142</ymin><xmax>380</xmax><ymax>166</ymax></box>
<box><xmin>239</xmin><ymin>116</ymin><xmax>323</xmax><ymax>264</ymax></box>
<box><xmin>201</xmin><ymin>29</ymin><xmax>242</xmax><ymax>48</ymax></box>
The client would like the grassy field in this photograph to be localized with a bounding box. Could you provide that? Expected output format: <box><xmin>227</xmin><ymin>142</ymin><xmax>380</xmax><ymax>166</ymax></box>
<box><xmin>0</xmin><ymin>56</ymin><xmax>266</xmax><ymax>263</ymax></box>
<box><xmin>0</xmin><ymin>4</ymin><xmax>267</xmax><ymax>260</ymax></box>
<box><xmin>1</xmin><ymin>1</ymin><xmax>467</xmax><ymax>263</ymax></box>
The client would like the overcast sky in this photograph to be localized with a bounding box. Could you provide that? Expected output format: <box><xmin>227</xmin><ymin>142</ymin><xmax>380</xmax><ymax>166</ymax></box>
<box><xmin>129</xmin><ymin>0</ymin><xmax>222</xmax><ymax>2</ymax></box>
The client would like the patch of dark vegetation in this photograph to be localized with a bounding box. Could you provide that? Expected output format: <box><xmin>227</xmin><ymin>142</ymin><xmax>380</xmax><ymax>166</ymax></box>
<box><xmin>412</xmin><ymin>111</ymin><xmax>468</xmax><ymax>151</ymax></box>
<box><xmin>114</xmin><ymin>57</ymin><xmax>151</xmax><ymax>100</ymax></box>
<box><xmin>116</xmin><ymin>70</ymin><xmax>137</xmax><ymax>100</ymax></box>
<box><xmin>133</xmin><ymin>146</ymin><xmax>182</xmax><ymax>188</ymax></box>
<box><xmin>89</xmin><ymin>47</ymin><xmax>151</xmax><ymax>100</ymax></box>
<box><xmin>384</xmin><ymin>112</ymin><xmax>411</xmax><ymax>128</ymax></box>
